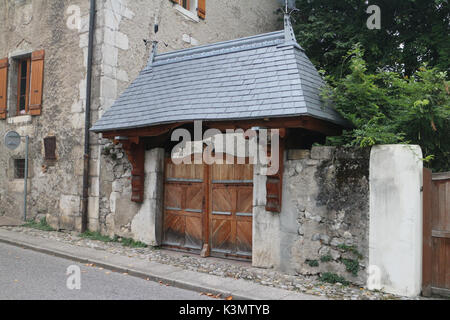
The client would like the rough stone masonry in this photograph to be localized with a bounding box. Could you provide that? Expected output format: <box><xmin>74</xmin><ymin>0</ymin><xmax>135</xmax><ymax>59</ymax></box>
<box><xmin>100</xmin><ymin>144</ymin><xmax>371</xmax><ymax>285</ymax></box>
<box><xmin>253</xmin><ymin>146</ymin><xmax>370</xmax><ymax>285</ymax></box>
<box><xmin>0</xmin><ymin>0</ymin><xmax>280</xmax><ymax>229</ymax></box>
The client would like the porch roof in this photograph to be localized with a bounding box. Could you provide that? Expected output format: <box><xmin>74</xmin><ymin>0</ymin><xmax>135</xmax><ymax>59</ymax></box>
<box><xmin>91</xmin><ymin>18</ymin><xmax>347</xmax><ymax>133</ymax></box>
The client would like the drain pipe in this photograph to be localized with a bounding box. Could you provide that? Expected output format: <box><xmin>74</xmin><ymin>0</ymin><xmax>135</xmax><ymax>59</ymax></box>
<box><xmin>81</xmin><ymin>0</ymin><xmax>96</xmax><ymax>233</ymax></box>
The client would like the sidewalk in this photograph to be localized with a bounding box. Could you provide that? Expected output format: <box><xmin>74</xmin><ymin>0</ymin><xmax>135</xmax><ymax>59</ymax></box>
<box><xmin>0</xmin><ymin>216</ymin><xmax>24</xmax><ymax>227</ymax></box>
<box><xmin>0</xmin><ymin>228</ymin><xmax>323</xmax><ymax>300</ymax></box>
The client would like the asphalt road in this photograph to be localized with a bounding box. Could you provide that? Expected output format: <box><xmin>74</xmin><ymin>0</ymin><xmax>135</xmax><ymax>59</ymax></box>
<box><xmin>0</xmin><ymin>242</ymin><xmax>213</xmax><ymax>300</ymax></box>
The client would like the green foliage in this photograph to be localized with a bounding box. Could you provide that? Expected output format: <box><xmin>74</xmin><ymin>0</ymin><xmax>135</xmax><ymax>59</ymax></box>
<box><xmin>80</xmin><ymin>231</ymin><xmax>115</xmax><ymax>243</ymax></box>
<box><xmin>24</xmin><ymin>217</ymin><xmax>55</xmax><ymax>232</ymax></box>
<box><xmin>322</xmin><ymin>46</ymin><xmax>450</xmax><ymax>172</ymax></box>
<box><xmin>320</xmin><ymin>255</ymin><xmax>333</xmax><ymax>262</ymax></box>
<box><xmin>102</xmin><ymin>145</ymin><xmax>118</xmax><ymax>161</ymax></box>
<box><xmin>79</xmin><ymin>231</ymin><xmax>148</xmax><ymax>248</ymax></box>
<box><xmin>306</xmin><ymin>259</ymin><xmax>319</xmax><ymax>267</ymax></box>
<box><xmin>336</xmin><ymin>244</ymin><xmax>362</xmax><ymax>275</ymax></box>
<box><xmin>319</xmin><ymin>272</ymin><xmax>349</xmax><ymax>286</ymax></box>
<box><xmin>341</xmin><ymin>258</ymin><xmax>360</xmax><ymax>276</ymax></box>
<box><xmin>116</xmin><ymin>237</ymin><xmax>148</xmax><ymax>248</ymax></box>
<box><xmin>102</xmin><ymin>145</ymin><xmax>113</xmax><ymax>156</ymax></box>
<box><xmin>336</xmin><ymin>243</ymin><xmax>364</xmax><ymax>260</ymax></box>
<box><xmin>287</xmin><ymin>1</ymin><xmax>449</xmax><ymax>170</ymax></box>
<box><xmin>291</xmin><ymin>0</ymin><xmax>450</xmax><ymax>78</ymax></box>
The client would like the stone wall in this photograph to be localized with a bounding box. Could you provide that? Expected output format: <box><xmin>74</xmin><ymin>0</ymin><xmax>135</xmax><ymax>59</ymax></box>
<box><xmin>253</xmin><ymin>146</ymin><xmax>371</xmax><ymax>286</ymax></box>
<box><xmin>0</xmin><ymin>0</ymin><xmax>89</xmax><ymax>229</ymax></box>
<box><xmin>91</xmin><ymin>0</ymin><xmax>282</xmax><ymax>234</ymax></box>
<box><xmin>130</xmin><ymin>148</ymin><xmax>165</xmax><ymax>246</ymax></box>
<box><xmin>0</xmin><ymin>0</ymin><xmax>281</xmax><ymax>230</ymax></box>
<box><xmin>96</xmin><ymin>139</ymin><xmax>135</xmax><ymax>237</ymax></box>
<box><xmin>97</xmin><ymin>142</ymin><xmax>164</xmax><ymax>245</ymax></box>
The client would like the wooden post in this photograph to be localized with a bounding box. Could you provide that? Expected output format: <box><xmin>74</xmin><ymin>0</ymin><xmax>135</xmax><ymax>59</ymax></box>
<box><xmin>265</xmin><ymin>129</ymin><xmax>285</xmax><ymax>213</ymax></box>
<box><xmin>201</xmin><ymin>159</ymin><xmax>211</xmax><ymax>257</ymax></box>
<box><xmin>422</xmin><ymin>167</ymin><xmax>432</xmax><ymax>297</ymax></box>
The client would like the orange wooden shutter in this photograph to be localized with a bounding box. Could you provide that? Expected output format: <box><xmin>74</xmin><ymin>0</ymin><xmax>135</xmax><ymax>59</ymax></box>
<box><xmin>198</xmin><ymin>0</ymin><xmax>206</xmax><ymax>19</ymax></box>
<box><xmin>0</xmin><ymin>58</ymin><xmax>8</xmax><ymax>119</ymax></box>
<box><xmin>29</xmin><ymin>50</ymin><xmax>45</xmax><ymax>116</ymax></box>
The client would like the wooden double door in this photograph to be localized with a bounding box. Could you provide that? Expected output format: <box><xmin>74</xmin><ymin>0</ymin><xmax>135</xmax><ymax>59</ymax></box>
<box><xmin>162</xmin><ymin>158</ymin><xmax>253</xmax><ymax>260</ymax></box>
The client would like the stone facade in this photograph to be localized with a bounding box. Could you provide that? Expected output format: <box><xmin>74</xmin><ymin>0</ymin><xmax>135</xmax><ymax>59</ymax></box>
<box><xmin>0</xmin><ymin>2</ymin><xmax>426</xmax><ymax>296</ymax></box>
<box><xmin>0</xmin><ymin>0</ymin><xmax>281</xmax><ymax>230</ymax></box>
<box><xmin>88</xmin><ymin>0</ymin><xmax>282</xmax><ymax>234</ymax></box>
<box><xmin>253</xmin><ymin>146</ymin><xmax>371</xmax><ymax>285</ymax></box>
<box><xmin>0</xmin><ymin>0</ymin><xmax>90</xmax><ymax>230</ymax></box>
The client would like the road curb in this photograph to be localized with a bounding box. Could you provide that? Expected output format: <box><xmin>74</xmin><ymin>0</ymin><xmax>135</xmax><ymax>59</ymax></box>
<box><xmin>0</xmin><ymin>235</ymin><xmax>260</xmax><ymax>300</ymax></box>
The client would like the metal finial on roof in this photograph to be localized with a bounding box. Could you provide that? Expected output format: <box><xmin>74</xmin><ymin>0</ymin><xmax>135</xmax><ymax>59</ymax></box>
<box><xmin>147</xmin><ymin>41</ymin><xmax>158</xmax><ymax>68</ymax></box>
<box><xmin>284</xmin><ymin>14</ymin><xmax>297</xmax><ymax>45</ymax></box>
<box><xmin>278</xmin><ymin>0</ymin><xmax>300</xmax><ymax>48</ymax></box>
<box><xmin>277</xmin><ymin>0</ymin><xmax>296</xmax><ymax>12</ymax></box>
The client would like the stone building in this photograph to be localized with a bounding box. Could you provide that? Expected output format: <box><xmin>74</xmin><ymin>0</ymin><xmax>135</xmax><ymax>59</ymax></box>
<box><xmin>0</xmin><ymin>0</ymin><xmax>281</xmax><ymax>227</ymax></box>
<box><xmin>0</xmin><ymin>0</ymin><xmax>426</xmax><ymax>297</ymax></box>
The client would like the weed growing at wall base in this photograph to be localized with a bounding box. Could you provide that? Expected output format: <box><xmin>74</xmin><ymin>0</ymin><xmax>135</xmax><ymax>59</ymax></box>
<box><xmin>319</xmin><ymin>272</ymin><xmax>350</xmax><ymax>286</ymax></box>
<box><xmin>337</xmin><ymin>244</ymin><xmax>363</xmax><ymax>260</ymax></box>
<box><xmin>79</xmin><ymin>231</ymin><xmax>148</xmax><ymax>248</ymax></box>
<box><xmin>24</xmin><ymin>218</ymin><xmax>55</xmax><ymax>232</ymax></box>
<box><xmin>341</xmin><ymin>258</ymin><xmax>360</xmax><ymax>276</ymax></box>
<box><xmin>320</xmin><ymin>255</ymin><xmax>333</xmax><ymax>263</ymax></box>
<box><xmin>80</xmin><ymin>231</ymin><xmax>115</xmax><ymax>242</ymax></box>
<box><xmin>116</xmin><ymin>236</ymin><xmax>148</xmax><ymax>248</ymax></box>
<box><xmin>306</xmin><ymin>259</ymin><xmax>319</xmax><ymax>267</ymax></box>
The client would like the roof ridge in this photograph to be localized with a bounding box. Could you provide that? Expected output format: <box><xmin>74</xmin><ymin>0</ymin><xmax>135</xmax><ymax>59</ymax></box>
<box><xmin>152</xmin><ymin>30</ymin><xmax>284</xmax><ymax>65</ymax></box>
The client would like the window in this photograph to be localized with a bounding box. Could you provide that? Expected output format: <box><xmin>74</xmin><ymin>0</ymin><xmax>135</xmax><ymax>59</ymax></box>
<box><xmin>14</xmin><ymin>159</ymin><xmax>26</xmax><ymax>179</ymax></box>
<box><xmin>0</xmin><ymin>50</ymin><xmax>45</xmax><ymax>120</ymax></box>
<box><xmin>17</xmin><ymin>57</ymin><xmax>31</xmax><ymax>115</ymax></box>
<box><xmin>181</xmin><ymin>0</ymin><xmax>190</xmax><ymax>10</ymax></box>
<box><xmin>170</xmin><ymin>0</ymin><xmax>205</xmax><ymax>20</ymax></box>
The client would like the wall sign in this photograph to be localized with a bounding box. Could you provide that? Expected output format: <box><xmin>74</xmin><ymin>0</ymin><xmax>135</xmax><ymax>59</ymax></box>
<box><xmin>4</xmin><ymin>131</ymin><xmax>21</xmax><ymax>150</ymax></box>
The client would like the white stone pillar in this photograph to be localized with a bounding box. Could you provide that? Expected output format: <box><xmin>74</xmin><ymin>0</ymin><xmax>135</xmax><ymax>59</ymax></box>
<box><xmin>368</xmin><ymin>145</ymin><xmax>423</xmax><ymax>297</ymax></box>
<box><xmin>252</xmin><ymin>164</ymin><xmax>281</xmax><ymax>268</ymax></box>
<box><xmin>131</xmin><ymin>148</ymin><xmax>164</xmax><ymax>246</ymax></box>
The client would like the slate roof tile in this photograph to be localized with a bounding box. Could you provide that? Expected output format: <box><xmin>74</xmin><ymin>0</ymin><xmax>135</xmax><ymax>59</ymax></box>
<box><xmin>91</xmin><ymin>29</ymin><xmax>347</xmax><ymax>132</ymax></box>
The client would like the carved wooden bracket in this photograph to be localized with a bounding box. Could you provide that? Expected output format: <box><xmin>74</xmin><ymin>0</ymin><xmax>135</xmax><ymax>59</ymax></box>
<box><xmin>115</xmin><ymin>137</ymin><xmax>145</xmax><ymax>203</ymax></box>
<box><xmin>265</xmin><ymin>129</ymin><xmax>286</xmax><ymax>213</ymax></box>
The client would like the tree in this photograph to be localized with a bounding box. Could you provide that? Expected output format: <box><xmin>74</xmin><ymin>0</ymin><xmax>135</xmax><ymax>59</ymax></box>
<box><xmin>291</xmin><ymin>0</ymin><xmax>450</xmax><ymax>78</ymax></box>
<box><xmin>322</xmin><ymin>46</ymin><xmax>450</xmax><ymax>172</ymax></box>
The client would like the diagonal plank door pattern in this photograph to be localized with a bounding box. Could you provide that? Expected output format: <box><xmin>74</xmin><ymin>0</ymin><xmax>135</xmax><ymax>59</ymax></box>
<box><xmin>163</xmin><ymin>157</ymin><xmax>253</xmax><ymax>259</ymax></box>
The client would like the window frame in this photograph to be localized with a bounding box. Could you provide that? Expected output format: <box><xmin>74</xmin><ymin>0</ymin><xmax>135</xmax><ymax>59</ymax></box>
<box><xmin>181</xmin><ymin>0</ymin><xmax>190</xmax><ymax>10</ymax></box>
<box><xmin>16</xmin><ymin>57</ymin><xmax>31</xmax><ymax>116</ymax></box>
<box><xmin>14</xmin><ymin>159</ymin><xmax>26</xmax><ymax>179</ymax></box>
<box><xmin>173</xmin><ymin>0</ymin><xmax>200</xmax><ymax>22</ymax></box>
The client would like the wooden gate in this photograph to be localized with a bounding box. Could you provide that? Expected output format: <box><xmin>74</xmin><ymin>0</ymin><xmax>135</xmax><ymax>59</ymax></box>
<box><xmin>423</xmin><ymin>169</ymin><xmax>450</xmax><ymax>297</ymax></box>
<box><xmin>163</xmin><ymin>161</ymin><xmax>206</xmax><ymax>252</ymax></box>
<box><xmin>162</xmin><ymin>157</ymin><xmax>253</xmax><ymax>260</ymax></box>
<box><xmin>210</xmin><ymin>163</ymin><xmax>253</xmax><ymax>259</ymax></box>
